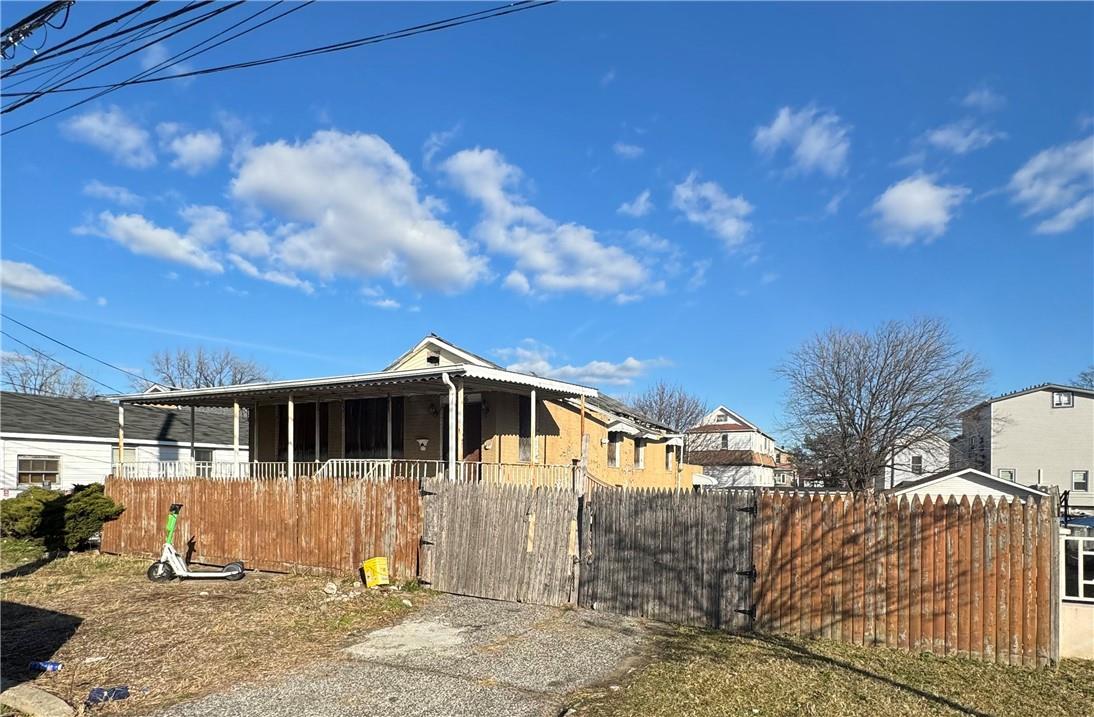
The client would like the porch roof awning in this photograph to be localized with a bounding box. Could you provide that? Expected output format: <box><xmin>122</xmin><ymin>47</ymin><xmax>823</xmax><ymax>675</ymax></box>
<box><xmin>110</xmin><ymin>364</ymin><xmax>598</xmax><ymax>407</ymax></box>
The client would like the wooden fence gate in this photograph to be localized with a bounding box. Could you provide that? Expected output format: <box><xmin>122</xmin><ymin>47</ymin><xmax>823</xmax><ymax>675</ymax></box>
<box><xmin>418</xmin><ymin>477</ymin><xmax>580</xmax><ymax>606</ymax></box>
<box><xmin>577</xmin><ymin>488</ymin><xmax>756</xmax><ymax>631</ymax></box>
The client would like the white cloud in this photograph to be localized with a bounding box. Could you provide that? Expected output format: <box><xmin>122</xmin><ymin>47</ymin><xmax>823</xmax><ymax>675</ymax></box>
<box><xmin>233</xmin><ymin>130</ymin><xmax>487</xmax><ymax>292</ymax></box>
<box><xmin>80</xmin><ymin>210</ymin><xmax>224</xmax><ymax>272</ymax></box>
<box><xmin>760</xmin><ymin>272</ymin><xmax>779</xmax><ymax>285</ymax></box>
<box><xmin>925</xmin><ymin>119</ymin><xmax>1006</xmax><ymax>154</ymax></box>
<box><xmin>157</xmin><ymin>123</ymin><xmax>223</xmax><ymax>174</ymax></box>
<box><xmin>140</xmin><ymin>43</ymin><xmax>193</xmax><ymax>77</ymax></box>
<box><xmin>1</xmin><ymin>260</ymin><xmax>81</xmax><ymax>300</ymax></box>
<box><xmin>422</xmin><ymin>124</ymin><xmax>461</xmax><ymax>167</ymax></box>
<box><xmin>1008</xmin><ymin>135</ymin><xmax>1094</xmax><ymax>234</ymax></box>
<box><xmin>440</xmin><ymin>147</ymin><xmax>649</xmax><ymax>301</ymax></box>
<box><xmin>61</xmin><ymin>106</ymin><xmax>155</xmax><ymax>168</ymax></box>
<box><xmin>495</xmin><ymin>339</ymin><xmax>668</xmax><ymax>387</ymax></box>
<box><xmin>824</xmin><ymin>190</ymin><xmax>848</xmax><ymax>216</ymax></box>
<box><xmin>617</xmin><ymin>189</ymin><xmax>653</xmax><ymax>217</ymax></box>
<box><xmin>600</xmin><ymin>68</ymin><xmax>616</xmax><ymax>86</ymax></box>
<box><xmin>870</xmin><ymin>174</ymin><xmax>970</xmax><ymax>245</ymax></box>
<box><xmin>96</xmin><ymin>296</ymin><xmax>108</xmax><ymax>306</ymax></box>
<box><xmin>962</xmin><ymin>87</ymin><xmax>1006</xmax><ymax>112</ymax></box>
<box><xmin>82</xmin><ymin>180</ymin><xmax>143</xmax><ymax>208</ymax></box>
<box><xmin>503</xmin><ymin>270</ymin><xmax>532</xmax><ymax>294</ymax></box>
<box><xmin>672</xmin><ymin>172</ymin><xmax>753</xmax><ymax>248</ymax></box>
<box><xmin>754</xmin><ymin>105</ymin><xmax>850</xmax><ymax>177</ymax></box>
<box><xmin>228</xmin><ymin>254</ymin><xmax>313</xmax><ymax>294</ymax></box>
<box><xmin>687</xmin><ymin>259</ymin><xmax>710</xmax><ymax>291</ymax></box>
<box><xmin>612</xmin><ymin>141</ymin><xmax>644</xmax><ymax>159</ymax></box>
<box><xmin>371</xmin><ymin>298</ymin><xmax>401</xmax><ymax>310</ymax></box>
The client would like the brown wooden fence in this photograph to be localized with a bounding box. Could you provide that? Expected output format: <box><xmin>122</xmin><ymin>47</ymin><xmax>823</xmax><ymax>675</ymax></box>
<box><xmin>753</xmin><ymin>491</ymin><xmax>1060</xmax><ymax>666</ymax></box>
<box><xmin>578</xmin><ymin>488</ymin><xmax>754</xmax><ymax>631</ymax></box>
<box><xmin>100</xmin><ymin>475</ymin><xmax>422</xmax><ymax>580</ymax></box>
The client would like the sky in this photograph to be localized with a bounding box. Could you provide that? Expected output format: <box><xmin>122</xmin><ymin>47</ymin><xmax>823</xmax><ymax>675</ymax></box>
<box><xmin>1</xmin><ymin>1</ymin><xmax>1092</xmax><ymax>441</ymax></box>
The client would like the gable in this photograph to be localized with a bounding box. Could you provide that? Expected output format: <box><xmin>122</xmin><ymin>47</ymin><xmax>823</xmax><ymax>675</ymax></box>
<box><xmin>697</xmin><ymin>405</ymin><xmax>758</xmax><ymax>430</ymax></box>
<box><xmin>385</xmin><ymin>335</ymin><xmax>499</xmax><ymax>372</ymax></box>
<box><xmin>891</xmin><ymin>468</ymin><xmax>1047</xmax><ymax>501</ymax></box>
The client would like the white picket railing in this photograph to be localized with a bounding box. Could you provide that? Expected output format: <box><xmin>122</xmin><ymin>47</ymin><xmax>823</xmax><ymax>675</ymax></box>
<box><xmin>114</xmin><ymin>459</ymin><xmax>577</xmax><ymax>488</ymax></box>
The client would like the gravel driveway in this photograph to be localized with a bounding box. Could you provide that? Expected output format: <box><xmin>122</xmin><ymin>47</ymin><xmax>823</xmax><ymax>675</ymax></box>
<box><xmin>157</xmin><ymin>594</ymin><xmax>651</xmax><ymax>717</ymax></box>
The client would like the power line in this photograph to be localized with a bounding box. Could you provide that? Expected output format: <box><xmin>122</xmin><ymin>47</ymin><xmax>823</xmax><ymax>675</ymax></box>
<box><xmin>2</xmin><ymin>0</ymin><xmax>73</xmax><ymax>56</ymax></box>
<box><xmin>1</xmin><ymin>0</ymin><xmax>556</xmax><ymax>134</ymax></box>
<box><xmin>1</xmin><ymin>313</ymin><xmax>166</xmax><ymax>388</ymax></box>
<box><xmin>1</xmin><ymin>330</ymin><xmax>123</xmax><ymax>394</ymax></box>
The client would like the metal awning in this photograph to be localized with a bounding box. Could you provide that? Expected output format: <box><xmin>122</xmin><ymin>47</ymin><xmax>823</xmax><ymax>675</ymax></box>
<box><xmin>110</xmin><ymin>364</ymin><xmax>597</xmax><ymax>408</ymax></box>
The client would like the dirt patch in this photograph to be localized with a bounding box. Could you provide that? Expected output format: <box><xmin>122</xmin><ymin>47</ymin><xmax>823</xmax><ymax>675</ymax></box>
<box><xmin>1</xmin><ymin>553</ymin><xmax>424</xmax><ymax>715</ymax></box>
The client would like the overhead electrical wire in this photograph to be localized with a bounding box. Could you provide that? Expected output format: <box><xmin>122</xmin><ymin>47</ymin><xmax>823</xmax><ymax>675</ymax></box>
<box><xmin>0</xmin><ymin>330</ymin><xmax>124</xmax><ymax>394</ymax></box>
<box><xmin>1</xmin><ymin>0</ymin><xmax>556</xmax><ymax>135</ymax></box>
<box><xmin>1</xmin><ymin>314</ymin><xmax>170</xmax><ymax>388</ymax></box>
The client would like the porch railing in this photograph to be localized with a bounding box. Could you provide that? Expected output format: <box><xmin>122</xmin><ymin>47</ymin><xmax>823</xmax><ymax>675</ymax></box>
<box><xmin>113</xmin><ymin>459</ymin><xmax>577</xmax><ymax>488</ymax></box>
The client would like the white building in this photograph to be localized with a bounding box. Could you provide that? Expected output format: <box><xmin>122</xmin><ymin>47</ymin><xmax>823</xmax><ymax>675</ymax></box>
<box><xmin>885</xmin><ymin>467</ymin><xmax>1049</xmax><ymax>503</ymax></box>
<box><xmin>954</xmin><ymin>383</ymin><xmax>1093</xmax><ymax>509</ymax></box>
<box><xmin>0</xmin><ymin>392</ymin><xmax>247</xmax><ymax>495</ymax></box>
<box><xmin>685</xmin><ymin>405</ymin><xmax>777</xmax><ymax>487</ymax></box>
<box><xmin>876</xmin><ymin>431</ymin><xmax>953</xmax><ymax>491</ymax></box>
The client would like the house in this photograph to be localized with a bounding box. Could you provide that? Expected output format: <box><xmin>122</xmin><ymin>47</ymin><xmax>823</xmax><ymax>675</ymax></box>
<box><xmin>884</xmin><ymin>467</ymin><xmax>1050</xmax><ymax>502</ymax></box>
<box><xmin>0</xmin><ymin>391</ymin><xmax>248</xmax><ymax>495</ymax></box>
<box><xmin>953</xmin><ymin>383</ymin><xmax>1093</xmax><ymax>509</ymax></box>
<box><xmin>107</xmin><ymin>335</ymin><xmax>699</xmax><ymax>490</ymax></box>
<box><xmin>773</xmin><ymin>447</ymin><xmax>797</xmax><ymax>486</ymax></box>
<box><xmin>875</xmin><ymin>431</ymin><xmax>953</xmax><ymax>491</ymax></box>
<box><xmin>685</xmin><ymin>406</ymin><xmax>778</xmax><ymax>488</ymax></box>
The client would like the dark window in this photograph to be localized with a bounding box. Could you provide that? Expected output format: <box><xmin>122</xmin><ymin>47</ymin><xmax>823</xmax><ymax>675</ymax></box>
<box><xmin>518</xmin><ymin>397</ymin><xmax>531</xmax><ymax>463</ymax></box>
<box><xmin>720</xmin><ymin>433</ymin><xmax>729</xmax><ymax>450</ymax></box>
<box><xmin>344</xmin><ymin>397</ymin><xmax>403</xmax><ymax>459</ymax></box>
<box><xmin>277</xmin><ymin>402</ymin><xmax>333</xmax><ymax>461</ymax></box>
<box><xmin>17</xmin><ymin>455</ymin><xmax>59</xmax><ymax>486</ymax></box>
<box><xmin>911</xmin><ymin>455</ymin><xmax>923</xmax><ymax>475</ymax></box>
<box><xmin>1053</xmin><ymin>391</ymin><xmax>1074</xmax><ymax>408</ymax></box>
<box><xmin>608</xmin><ymin>431</ymin><xmax>622</xmax><ymax>467</ymax></box>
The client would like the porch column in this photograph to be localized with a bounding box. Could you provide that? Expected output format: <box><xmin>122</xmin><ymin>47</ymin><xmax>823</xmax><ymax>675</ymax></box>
<box><xmin>190</xmin><ymin>406</ymin><xmax>196</xmax><ymax>461</ymax></box>
<box><xmin>232</xmin><ymin>400</ymin><xmax>241</xmax><ymax>466</ymax></box>
<box><xmin>287</xmin><ymin>395</ymin><xmax>295</xmax><ymax>477</ymax></box>
<box><xmin>315</xmin><ymin>401</ymin><xmax>321</xmax><ymax>463</ymax></box>
<box><xmin>386</xmin><ymin>395</ymin><xmax>393</xmax><ymax>460</ymax></box>
<box><xmin>117</xmin><ymin>404</ymin><xmax>125</xmax><ymax>475</ymax></box>
<box><xmin>530</xmin><ymin>389</ymin><xmax>537</xmax><ymax>465</ymax></box>
<box><xmin>456</xmin><ymin>379</ymin><xmax>465</xmax><ymax>463</ymax></box>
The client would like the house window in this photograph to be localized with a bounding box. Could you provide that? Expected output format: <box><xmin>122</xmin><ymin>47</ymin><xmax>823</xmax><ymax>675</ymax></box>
<box><xmin>342</xmin><ymin>398</ymin><xmax>398</xmax><ymax>460</ymax></box>
<box><xmin>1074</xmin><ymin>471</ymin><xmax>1090</xmax><ymax>492</ymax></box>
<box><xmin>17</xmin><ymin>455</ymin><xmax>60</xmax><ymax>486</ymax></box>
<box><xmin>634</xmin><ymin>438</ymin><xmax>645</xmax><ymax>469</ymax></box>
<box><xmin>911</xmin><ymin>455</ymin><xmax>923</xmax><ymax>475</ymax></box>
<box><xmin>607</xmin><ymin>431</ymin><xmax>622</xmax><ymax>468</ymax></box>
<box><xmin>518</xmin><ymin>398</ymin><xmax>531</xmax><ymax>463</ymax></box>
<box><xmin>720</xmin><ymin>433</ymin><xmax>729</xmax><ymax>450</ymax></box>
<box><xmin>665</xmin><ymin>445</ymin><xmax>674</xmax><ymax>471</ymax></box>
<box><xmin>715</xmin><ymin>414</ymin><xmax>728</xmax><ymax>423</ymax></box>
<box><xmin>998</xmin><ymin>468</ymin><xmax>1016</xmax><ymax>482</ymax></box>
<box><xmin>193</xmin><ymin>448</ymin><xmax>214</xmax><ymax>463</ymax></box>
<box><xmin>111</xmin><ymin>447</ymin><xmax>136</xmax><ymax>465</ymax></box>
<box><xmin>1053</xmin><ymin>391</ymin><xmax>1074</xmax><ymax>408</ymax></box>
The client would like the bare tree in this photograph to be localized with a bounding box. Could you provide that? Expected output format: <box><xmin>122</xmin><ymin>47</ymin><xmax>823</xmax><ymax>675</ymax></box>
<box><xmin>628</xmin><ymin>380</ymin><xmax>708</xmax><ymax>432</ymax></box>
<box><xmin>1075</xmin><ymin>365</ymin><xmax>1094</xmax><ymax>389</ymax></box>
<box><xmin>777</xmin><ymin>318</ymin><xmax>988</xmax><ymax>492</ymax></box>
<box><xmin>133</xmin><ymin>347</ymin><xmax>270</xmax><ymax>390</ymax></box>
<box><xmin>2</xmin><ymin>352</ymin><xmax>95</xmax><ymax>398</ymax></box>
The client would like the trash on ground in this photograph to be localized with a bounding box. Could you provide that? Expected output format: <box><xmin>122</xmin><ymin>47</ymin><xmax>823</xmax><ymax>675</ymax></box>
<box><xmin>29</xmin><ymin>660</ymin><xmax>62</xmax><ymax>672</ymax></box>
<box><xmin>401</xmin><ymin>598</ymin><xmax>413</xmax><ymax>608</ymax></box>
<box><xmin>362</xmin><ymin>557</ymin><xmax>390</xmax><ymax>588</ymax></box>
<box><xmin>82</xmin><ymin>656</ymin><xmax>107</xmax><ymax>664</ymax></box>
<box><xmin>86</xmin><ymin>686</ymin><xmax>130</xmax><ymax>706</ymax></box>
<box><xmin>323</xmin><ymin>581</ymin><xmax>338</xmax><ymax>595</ymax></box>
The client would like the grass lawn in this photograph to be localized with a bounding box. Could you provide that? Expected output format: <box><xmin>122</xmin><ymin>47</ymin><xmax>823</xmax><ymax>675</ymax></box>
<box><xmin>1</xmin><ymin>547</ymin><xmax>421</xmax><ymax>715</ymax></box>
<box><xmin>567</xmin><ymin>626</ymin><xmax>1094</xmax><ymax>717</ymax></box>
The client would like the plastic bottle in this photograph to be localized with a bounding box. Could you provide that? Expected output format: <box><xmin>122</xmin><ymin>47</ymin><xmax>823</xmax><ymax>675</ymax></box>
<box><xmin>28</xmin><ymin>660</ymin><xmax>63</xmax><ymax>672</ymax></box>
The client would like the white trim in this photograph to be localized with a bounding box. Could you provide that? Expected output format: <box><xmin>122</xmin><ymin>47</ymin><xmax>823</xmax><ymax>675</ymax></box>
<box><xmin>889</xmin><ymin>467</ymin><xmax>1049</xmax><ymax>499</ymax></box>
<box><xmin>461</xmin><ymin>365</ymin><xmax>597</xmax><ymax>396</ymax></box>
<box><xmin>384</xmin><ymin>335</ymin><xmax>496</xmax><ymax>371</ymax></box>
<box><xmin>0</xmin><ymin>432</ymin><xmax>238</xmax><ymax>449</ymax></box>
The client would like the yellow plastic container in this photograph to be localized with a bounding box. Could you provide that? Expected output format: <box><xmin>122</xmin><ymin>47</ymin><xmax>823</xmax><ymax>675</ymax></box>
<box><xmin>362</xmin><ymin>557</ymin><xmax>390</xmax><ymax>588</ymax></box>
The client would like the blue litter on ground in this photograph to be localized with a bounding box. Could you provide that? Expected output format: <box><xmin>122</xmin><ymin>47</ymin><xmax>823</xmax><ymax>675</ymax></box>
<box><xmin>86</xmin><ymin>686</ymin><xmax>129</xmax><ymax>706</ymax></box>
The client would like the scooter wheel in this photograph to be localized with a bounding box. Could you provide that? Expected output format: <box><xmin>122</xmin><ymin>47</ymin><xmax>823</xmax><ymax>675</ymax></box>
<box><xmin>147</xmin><ymin>561</ymin><xmax>175</xmax><ymax>583</ymax></box>
<box><xmin>224</xmin><ymin>562</ymin><xmax>245</xmax><ymax>581</ymax></box>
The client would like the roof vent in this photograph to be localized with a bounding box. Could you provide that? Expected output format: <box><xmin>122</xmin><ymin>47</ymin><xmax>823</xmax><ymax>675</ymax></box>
<box><xmin>426</xmin><ymin>352</ymin><xmax>441</xmax><ymax>365</ymax></box>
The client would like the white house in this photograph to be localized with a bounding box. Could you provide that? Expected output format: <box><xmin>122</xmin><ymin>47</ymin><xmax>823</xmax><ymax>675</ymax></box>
<box><xmin>876</xmin><ymin>431</ymin><xmax>953</xmax><ymax>491</ymax></box>
<box><xmin>685</xmin><ymin>405</ymin><xmax>777</xmax><ymax>488</ymax></box>
<box><xmin>885</xmin><ymin>467</ymin><xmax>1050</xmax><ymax>502</ymax></box>
<box><xmin>0</xmin><ymin>391</ymin><xmax>247</xmax><ymax>495</ymax></box>
<box><xmin>953</xmin><ymin>383</ymin><xmax>1093</xmax><ymax>509</ymax></box>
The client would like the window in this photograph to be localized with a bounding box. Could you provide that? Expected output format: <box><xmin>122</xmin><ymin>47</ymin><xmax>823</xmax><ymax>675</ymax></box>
<box><xmin>193</xmin><ymin>448</ymin><xmax>214</xmax><ymax>463</ymax></box>
<box><xmin>1062</xmin><ymin>537</ymin><xmax>1094</xmax><ymax>601</ymax></box>
<box><xmin>1053</xmin><ymin>391</ymin><xmax>1074</xmax><ymax>408</ymax></box>
<box><xmin>634</xmin><ymin>438</ymin><xmax>645</xmax><ymax>469</ymax></box>
<box><xmin>1074</xmin><ymin>470</ymin><xmax>1090</xmax><ymax>492</ymax></box>
<box><xmin>720</xmin><ymin>433</ymin><xmax>729</xmax><ymax>450</ymax></box>
<box><xmin>343</xmin><ymin>398</ymin><xmax>399</xmax><ymax>460</ymax></box>
<box><xmin>715</xmin><ymin>414</ymin><xmax>728</xmax><ymax>423</ymax></box>
<box><xmin>911</xmin><ymin>455</ymin><xmax>923</xmax><ymax>475</ymax></box>
<box><xmin>17</xmin><ymin>455</ymin><xmax>60</xmax><ymax>486</ymax></box>
<box><xmin>607</xmin><ymin>431</ymin><xmax>622</xmax><ymax>467</ymax></box>
<box><xmin>665</xmin><ymin>445</ymin><xmax>674</xmax><ymax>471</ymax></box>
<box><xmin>998</xmin><ymin>468</ymin><xmax>1016</xmax><ymax>482</ymax></box>
<box><xmin>111</xmin><ymin>447</ymin><xmax>136</xmax><ymax>465</ymax></box>
<box><xmin>518</xmin><ymin>397</ymin><xmax>531</xmax><ymax>463</ymax></box>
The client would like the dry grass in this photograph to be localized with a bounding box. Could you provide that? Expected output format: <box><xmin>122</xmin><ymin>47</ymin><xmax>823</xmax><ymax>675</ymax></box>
<box><xmin>568</xmin><ymin>627</ymin><xmax>1094</xmax><ymax>717</ymax></box>
<box><xmin>1</xmin><ymin>552</ymin><xmax>422</xmax><ymax>715</ymax></box>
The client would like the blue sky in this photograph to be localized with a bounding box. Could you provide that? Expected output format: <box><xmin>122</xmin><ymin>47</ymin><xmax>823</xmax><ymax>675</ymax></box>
<box><xmin>2</xmin><ymin>1</ymin><xmax>1092</xmax><ymax>439</ymax></box>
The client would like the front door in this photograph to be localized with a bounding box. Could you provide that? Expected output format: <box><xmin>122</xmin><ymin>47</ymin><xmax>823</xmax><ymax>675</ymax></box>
<box><xmin>463</xmin><ymin>402</ymin><xmax>482</xmax><ymax>461</ymax></box>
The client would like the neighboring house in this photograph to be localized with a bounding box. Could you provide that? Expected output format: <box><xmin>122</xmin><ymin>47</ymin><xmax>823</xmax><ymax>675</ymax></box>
<box><xmin>108</xmin><ymin>335</ymin><xmax>700</xmax><ymax>490</ymax></box>
<box><xmin>0</xmin><ymin>391</ymin><xmax>247</xmax><ymax>495</ymax></box>
<box><xmin>953</xmin><ymin>383</ymin><xmax>1094</xmax><ymax>509</ymax></box>
<box><xmin>875</xmin><ymin>432</ymin><xmax>953</xmax><ymax>491</ymax></box>
<box><xmin>685</xmin><ymin>406</ymin><xmax>778</xmax><ymax>488</ymax></box>
<box><xmin>885</xmin><ymin>467</ymin><xmax>1049</xmax><ymax>503</ymax></box>
<box><xmin>773</xmin><ymin>447</ymin><xmax>797</xmax><ymax>486</ymax></box>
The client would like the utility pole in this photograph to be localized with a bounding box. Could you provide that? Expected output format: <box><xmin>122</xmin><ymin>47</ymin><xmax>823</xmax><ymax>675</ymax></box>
<box><xmin>2</xmin><ymin>1</ymin><xmax>74</xmax><ymax>55</ymax></box>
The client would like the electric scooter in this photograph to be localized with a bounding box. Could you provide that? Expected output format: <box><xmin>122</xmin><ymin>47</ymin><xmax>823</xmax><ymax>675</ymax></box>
<box><xmin>146</xmin><ymin>503</ymin><xmax>245</xmax><ymax>582</ymax></box>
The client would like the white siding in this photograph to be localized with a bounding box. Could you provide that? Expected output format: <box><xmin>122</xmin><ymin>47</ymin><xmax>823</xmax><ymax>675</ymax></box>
<box><xmin>702</xmin><ymin>464</ymin><xmax>775</xmax><ymax>488</ymax></box>
<box><xmin>892</xmin><ymin>472</ymin><xmax>1043</xmax><ymax>502</ymax></box>
<box><xmin>879</xmin><ymin>435</ymin><xmax>952</xmax><ymax>490</ymax></box>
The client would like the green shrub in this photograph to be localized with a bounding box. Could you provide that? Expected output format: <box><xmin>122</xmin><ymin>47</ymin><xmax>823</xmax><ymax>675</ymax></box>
<box><xmin>0</xmin><ymin>484</ymin><xmax>123</xmax><ymax>550</ymax></box>
<box><xmin>63</xmin><ymin>484</ymin><xmax>124</xmax><ymax>549</ymax></box>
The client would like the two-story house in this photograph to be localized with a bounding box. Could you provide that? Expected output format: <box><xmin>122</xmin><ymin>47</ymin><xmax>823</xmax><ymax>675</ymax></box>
<box><xmin>953</xmin><ymin>383</ymin><xmax>1093</xmax><ymax>509</ymax></box>
<box><xmin>685</xmin><ymin>405</ymin><xmax>778</xmax><ymax>487</ymax></box>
